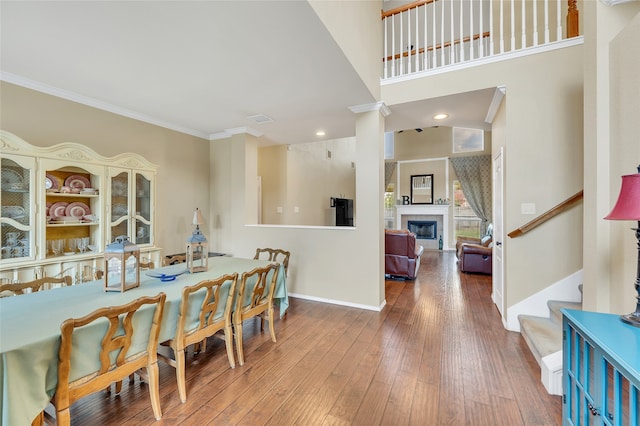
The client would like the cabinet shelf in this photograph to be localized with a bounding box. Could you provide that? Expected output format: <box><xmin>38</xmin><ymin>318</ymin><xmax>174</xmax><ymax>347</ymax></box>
<box><xmin>46</xmin><ymin>222</ymin><xmax>99</xmax><ymax>228</ymax></box>
<box><xmin>1</xmin><ymin>130</ymin><xmax>159</xmax><ymax>284</ymax></box>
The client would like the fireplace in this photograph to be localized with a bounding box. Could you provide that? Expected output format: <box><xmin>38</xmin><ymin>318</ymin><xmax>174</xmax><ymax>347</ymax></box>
<box><xmin>408</xmin><ymin>220</ymin><xmax>437</xmax><ymax>240</ymax></box>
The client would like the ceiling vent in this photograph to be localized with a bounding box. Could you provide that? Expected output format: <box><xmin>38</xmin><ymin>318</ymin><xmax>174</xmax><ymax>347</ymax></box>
<box><xmin>247</xmin><ymin>114</ymin><xmax>273</xmax><ymax>124</ymax></box>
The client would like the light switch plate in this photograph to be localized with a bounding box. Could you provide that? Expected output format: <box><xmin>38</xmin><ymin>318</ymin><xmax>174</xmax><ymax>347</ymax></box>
<box><xmin>521</xmin><ymin>203</ymin><xmax>536</xmax><ymax>215</ymax></box>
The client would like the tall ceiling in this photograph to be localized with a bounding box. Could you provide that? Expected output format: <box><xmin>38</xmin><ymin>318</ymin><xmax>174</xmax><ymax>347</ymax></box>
<box><xmin>1</xmin><ymin>1</ymin><xmax>495</xmax><ymax>146</ymax></box>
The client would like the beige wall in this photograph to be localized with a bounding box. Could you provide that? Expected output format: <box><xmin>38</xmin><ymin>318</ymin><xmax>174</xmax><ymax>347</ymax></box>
<box><xmin>308</xmin><ymin>0</ymin><xmax>382</xmax><ymax>100</ymax></box>
<box><xmin>389</xmin><ymin>127</ymin><xmax>492</xmax><ymax>248</ymax></box>
<box><xmin>582</xmin><ymin>1</ymin><xmax>640</xmax><ymax>314</ymax></box>
<box><xmin>258</xmin><ymin>137</ymin><xmax>356</xmax><ymax>226</ymax></box>
<box><xmin>607</xmin><ymin>9</ymin><xmax>640</xmax><ymax>315</ymax></box>
<box><xmin>211</xmin><ymin>108</ymin><xmax>386</xmax><ymax>309</ymax></box>
<box><xmin>0</xmin><ymin>82</ymin><xmax>210</xmax><ymax>256</ymax></box>
<box><xmin>382</xmin><ymin>45</ymin><xmax>584</xmax><ymax>314</ymax></box>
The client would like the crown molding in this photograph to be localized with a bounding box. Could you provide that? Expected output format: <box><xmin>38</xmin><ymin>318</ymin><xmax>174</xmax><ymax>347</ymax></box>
<box><xmin>599</xmin><ymin>0</ymin><xmax>636</xmax><ymax>5</ymax></box>
<box><xmin>485</xmin><ymin>86</ymin><xmax>506</xmax><ymax>124</ymax></box>
<box><xmin>208</xmin><ymin>126</ymin><xmax>262</xmax><ymax>140</ymax></box>
<box><xmin>1</xmin><ymin>71</ymin><xmax>209</xmax><ymax>139</ymax></box>
<box><xmin>349</xmin><ymin>101</ymin><xmax>391</xmax><ymax>117</ymax></box>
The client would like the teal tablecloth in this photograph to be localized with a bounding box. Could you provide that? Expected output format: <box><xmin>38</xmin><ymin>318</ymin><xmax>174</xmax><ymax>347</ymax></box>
<box><xmin>0</xmin><ymin>256</ymin><xmax>288</xmax><ymax>425</ymax></box>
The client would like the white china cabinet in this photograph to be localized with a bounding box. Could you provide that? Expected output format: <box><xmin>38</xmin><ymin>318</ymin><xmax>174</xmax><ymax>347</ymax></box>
<box><xmin>0</xmin><ymin>130</ymin><xmax>161</xmax><ymax>284</ymax></box>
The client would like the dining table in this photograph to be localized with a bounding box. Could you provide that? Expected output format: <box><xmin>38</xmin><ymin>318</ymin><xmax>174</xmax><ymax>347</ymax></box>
<box><xmin>0</xmin><ymin>256</ymin><xmax>288</xmax><ymax>426</ymax></box>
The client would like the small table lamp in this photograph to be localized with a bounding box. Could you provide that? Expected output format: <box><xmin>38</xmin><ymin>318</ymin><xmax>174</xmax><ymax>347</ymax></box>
<box><xmin>604</xmin><ymin>165</ymin><xmax>640</xmax><ymax>326</ymax></box>
<box><xmin>186</xmin><ymin>208</ymin><xmax>208</xmax><ymax>273</ymax></box>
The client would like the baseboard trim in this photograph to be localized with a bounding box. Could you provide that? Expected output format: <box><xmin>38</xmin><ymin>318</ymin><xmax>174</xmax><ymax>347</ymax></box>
<box><xmin>506</xmin><ymin>269</ymin><xmax>583</xmax><ymax>332</ymax></box>
<box><xmin>288</xmin><ymin>292</ymin><xmax>386</xmax><ymax>312</ymax></box>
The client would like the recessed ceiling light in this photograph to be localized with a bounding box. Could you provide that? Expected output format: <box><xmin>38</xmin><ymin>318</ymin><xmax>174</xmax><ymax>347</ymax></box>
<box><xmin>316</xmin><ymin>131</ymin><xmax>326</xmax><ymax>136</ymax></box>
<box><xmin>433</xmin><ymin>113</ymin><xmax>449</xmax><ymax>120</ymax></box>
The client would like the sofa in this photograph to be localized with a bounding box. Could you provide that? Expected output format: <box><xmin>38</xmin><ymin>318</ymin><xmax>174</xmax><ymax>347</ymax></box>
<box><xmin>455</xmin><ymin>224</ymin><xmax>493</xmax><ymax>275</ymax></box>
<box><xmin>385</xmin><ymin>229</ymin><xmax>424</xmax><ymax>279</ymax></box>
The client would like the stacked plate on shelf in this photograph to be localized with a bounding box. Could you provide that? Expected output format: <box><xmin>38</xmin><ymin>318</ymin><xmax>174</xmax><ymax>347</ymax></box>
<box><xmin>48</xmin><ymin>201</ymin><xmax>92</xmax><ymax>223</ymax></box>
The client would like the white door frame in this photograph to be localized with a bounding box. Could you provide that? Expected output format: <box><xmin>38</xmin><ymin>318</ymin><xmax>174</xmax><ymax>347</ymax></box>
<box><xmin>492</xmin><ymin>147</ymin><xmax>505</xmax><ymax>321</ymax></box>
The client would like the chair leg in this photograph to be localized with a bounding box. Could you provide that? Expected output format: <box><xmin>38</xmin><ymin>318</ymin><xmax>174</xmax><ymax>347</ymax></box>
<box><xmin>56</xmin><ymin>407</ymin><xmax>71</xmax><ymax>426</ymax></box>
<box><xmin>224</xmin><ymin>324</ymin><xmax>236</xmax><ymax>369</ymax></box>
<box><xmin>147</xmin><ymin>362</ymin><xmax>163</xmax><ymax>420</ymax></box>
<box><xmin>176</xmin><ymin>348</ymin><xmax>187</xmax><ymax>403</ymax></box>
<box><xmin>268</xmin><ymin>306</ymin><xmax>277</xmax><ymax>343</ymax></box>
<box><xmin>234</xmin><ymin>320</ymin><xmax>244</xmax><ymax>366</ymax></box>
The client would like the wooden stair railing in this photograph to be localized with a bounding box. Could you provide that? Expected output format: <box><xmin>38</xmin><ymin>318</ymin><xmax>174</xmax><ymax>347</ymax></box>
<box><xmin>383</xmin><ymin>32</ymin><xmax>491</xmax><ymax>63</ymax></box>
<box><xmin>508</xmin><ymin>190</ymin><xmax>583</xmax><ymax>238</ymax></box>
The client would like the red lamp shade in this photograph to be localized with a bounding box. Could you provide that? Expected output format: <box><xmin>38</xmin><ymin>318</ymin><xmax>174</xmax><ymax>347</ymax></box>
<box><xmin>604</xmin><ymin>173</ymin><xmax>640</xmax><ymax>221</ymax></box>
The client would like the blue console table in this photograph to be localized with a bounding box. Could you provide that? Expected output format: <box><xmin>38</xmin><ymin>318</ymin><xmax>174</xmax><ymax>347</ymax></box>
<box><xmin>562</xmin><ymin>309</ymin><xmax>640</xmax><ymax>425</ymax></box>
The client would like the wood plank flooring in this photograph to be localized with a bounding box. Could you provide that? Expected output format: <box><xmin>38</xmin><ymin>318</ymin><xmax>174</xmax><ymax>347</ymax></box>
<box><xmin>69</xmin><ymin>251</ymin><xmax>562</xmax><ymax>425</ymax></box>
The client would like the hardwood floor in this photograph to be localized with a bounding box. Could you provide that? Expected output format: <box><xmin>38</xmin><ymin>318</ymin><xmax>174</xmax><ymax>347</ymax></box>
<box><xmin>70</xmin><ymin>251</ymin><xmax>562</xmax><ymax>425</ymax></box>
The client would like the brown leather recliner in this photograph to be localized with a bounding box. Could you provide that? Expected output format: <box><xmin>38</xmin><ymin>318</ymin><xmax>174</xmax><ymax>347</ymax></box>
<box><xmin>456</xmin><ymin>224</ymin><xmax>493</xmax><ymax>275</ymax></box>
<box><xmin>385</xmin><ymin>230</ymin><xmax>424</xmax><ymax>279</ymax></box>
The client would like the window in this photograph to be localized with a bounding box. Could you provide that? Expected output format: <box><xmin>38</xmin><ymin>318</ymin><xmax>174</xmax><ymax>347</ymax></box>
<box><xmin>453</xmin><ymin>180</ymin><xmax>481</xmax><ymax>239</ymax></box>
<box><xmin>384</xmin><ymin>184</ymin><xmax>395</xmax><ymax>229</ymax></box>
<box><xmin>453</xmin><ymin>127</ymin><xmax>484</xmax><ymax>153</ymax></box>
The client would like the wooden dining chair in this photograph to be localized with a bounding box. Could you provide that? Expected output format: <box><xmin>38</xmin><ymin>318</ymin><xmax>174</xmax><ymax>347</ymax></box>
<box><xmin>158</xmin><ymin>273</ymin><xmax>238</xmax><ymax>403</ymax></box>
<box><xmin>253</xmin><ymin>248</ymin><xmax>290</xmax><ymax>276</ymax></box>
<box><xmin>163</xmin><ymin>254</ymin><xmax>186</xmax><ymax>266</ymax></box>
<box><xmin>0</xmin><ymin>276</ymin><xmax>72</xmax><ymax>296</ymax></box>
<box><xmin>45</xmin><ymin>293</ymin><xmax>166</xmax><ymax>425</ymax></box>
<box><xmin>140</xmin><ymin>260</ymin><xmax>154</xmax><ymax>270</ymax></box>
<box><xmin>233</xmin><ymin>263</ymin><xmax>280</xmax><ymax>366</ymax></box>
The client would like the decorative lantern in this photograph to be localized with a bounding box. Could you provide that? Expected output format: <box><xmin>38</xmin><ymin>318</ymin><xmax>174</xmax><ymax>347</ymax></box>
<box><xmin>104</xmin><ymin>235</ymin><xmax>140</xmax><ymax>292</ymax></box>
<box><xmin>186</xmin><ymin>208</ymin><xmax>208</xmax><ymax>273</ymax></box>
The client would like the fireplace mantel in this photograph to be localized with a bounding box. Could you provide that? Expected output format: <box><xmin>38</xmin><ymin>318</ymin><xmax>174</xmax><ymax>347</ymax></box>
<box><xmin>395</xmin><ymin>204</ymin><xmax>451</xmax><ymax>250</ymax></box>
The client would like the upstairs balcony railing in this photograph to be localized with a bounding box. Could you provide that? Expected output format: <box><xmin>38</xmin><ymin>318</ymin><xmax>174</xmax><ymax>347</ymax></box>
<box><xmin>382</xmin><ymin>0</ymin><xmax>580</xmax><ymax>79</ymax></box>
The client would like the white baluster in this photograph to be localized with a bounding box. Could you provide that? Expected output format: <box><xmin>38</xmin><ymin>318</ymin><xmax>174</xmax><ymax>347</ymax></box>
<box><xmin>424</xmin><ymin>3</ymin><xmax>428</xmax><ymax>70</ymax></box>
<box><xmin>449</xmin><ymin>0</ymin><xmax>454</xmax><ymax>64</ymax></box>
<box><xmin>470</xmin><ymin>0</ymin><xmax>475</xmax><ymax>59</ymax></box>
<box><xmin>500</xmin><ymin>0</ymin><xmax>505</xmax><ymax>53</ymax></box>
<box><xmin>533</xmin><ymin>0</ymin><xmax>539</xmax><ymax>46</ymax></box>
<box><xmin>489</xmin><ymin>0</ymin><xmax>494</xmax><ymax>55</ymax></box>
<box><xmin>432</xmin><ymin>0</ymin><xmax>437</xmax><ymax>67</ymax></box>
<box><xmin>415</xmin><ymin>5</ymin><xmax>420</xmax><ymax>71</ymax></box>
<box><xmin>400</xmin><ymin>11</ymin><xmax>404</xmax><ymax>75</ymax></box>
<box><xmin>384</xmin><ymin>16</ymin><xmax>388</xmax><ymax>79</ymax></box>
<box><xmin>510</xmin><ymin>0</ymin><xmax>515</xmax><ymax>51</ymax></box>
<box><xmin>522</xmin><ymin>0</ymin><xmax>526</xmax><ymax>48</ymax></box>
<box><xmin>479</xmin><ymin>0</ymin><xmax>484</xmax><ymax>57</ymax></box>
<box><xmin>392</xmin><ymin>15</ymin><xmax>396</xmax><ymax>77</ymax></box>
<box><xmin>459</xmin><ymin>0</ymin><xmax>465</xmax><ymax>62</ymax></box>
<box><xmin>407</xmin><ymin>8</ymin><xmax>411</xmax><ymax>75</ymax></box>
<box><xmin>544</xmin><ymin>0</ymin><xmax>550</xmax><ymax>43</ymax></box>
<box><xmin>556</xmin><ymin>0</ymin><xmax>562</xmax><ymax>41</ymax></box>
<box><xmin>440</xmin><ymin>0</ymin><xmax>445</xmax><ymax>66</ymax></box>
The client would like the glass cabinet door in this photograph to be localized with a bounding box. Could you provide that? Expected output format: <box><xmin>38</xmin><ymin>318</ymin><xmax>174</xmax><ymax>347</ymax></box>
<box><xmin>1</xmin><ymin>155</ymin><xmax>35</xmax><ymax>262</ymax></box>
<box><xmin>110</xmin><ymin>170</ymin><xmax>130</xmax><ymax>243</ymax></box>
<box><xmin>109</xmin><ymin>168</ymin><xmax>154</xmax><ymax>246</ymax></box>
<box><xmin>134</xmin><ymin>172</ymin><xmax>152</xmax><ymax>245</ymax></box>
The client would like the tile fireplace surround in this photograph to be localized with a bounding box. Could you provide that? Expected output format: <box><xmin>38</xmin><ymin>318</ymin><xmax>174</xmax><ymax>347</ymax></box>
<box><xmin>395</xmin><ymin>204</ymin><xmax>451</xmax><ymax>251</ymax></box>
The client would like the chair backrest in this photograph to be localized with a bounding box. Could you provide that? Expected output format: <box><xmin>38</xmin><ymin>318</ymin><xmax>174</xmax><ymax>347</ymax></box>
<box><xmin>54</xmin><ymin>293</ymin><xmax>166</xmax><ymax>420</ymax></box>
<box><xmin>174</xmin><ymin>273</ymin><xmax>238</xmax><ymax>349</ymax></box>
<box><xmin>384</xmin><ymin>230</ymin><xmax>417</xmax><ymax>257</ymax></box>
<box><xmin>253</xmin><ymin>248</ymin><xmax>290</xmax><ymax>275</ymax></box>
<box><xmin>235</xmin><ymin>263</ymin><xmax>280</xmax><ymax>320</ymax></box>
<box><xmin>0</xmin><ymin>276</ymin><xmax>72</xmax><ymax>295</ymax></box>
<box><xmin>163</xmin><ymin>254</ymin><xmax>186</xmax><ymax>266</ymax></box>
<box><xmin>140</xmin><ymin>261</ymin><xmax>154</xmax><ymax>270</ymax></box>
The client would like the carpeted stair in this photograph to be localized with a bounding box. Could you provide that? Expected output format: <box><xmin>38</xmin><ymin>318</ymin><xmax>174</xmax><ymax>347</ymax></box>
<box><xmin>518</xmin><ymin>286</ymin><xmax>582</xmax><ymax>394</ymax></box>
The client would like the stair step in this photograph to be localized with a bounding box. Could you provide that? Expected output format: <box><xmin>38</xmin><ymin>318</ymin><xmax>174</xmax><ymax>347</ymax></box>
<box><xmin>548</xmin><ymin>300</ymin><xmax>582</xmax><ymax>325</ymax></box>
<box><xmin>519</xmin><ymin>315</ymin><xmax>562</xmax><ymax>365</ymax></box>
